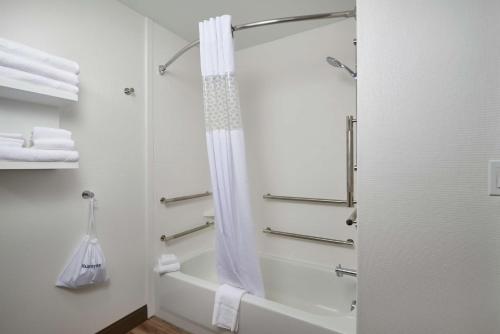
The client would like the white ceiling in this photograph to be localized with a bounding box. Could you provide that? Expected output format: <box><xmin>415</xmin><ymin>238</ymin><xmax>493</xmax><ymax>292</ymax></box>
<box><xmin>119</xmin><ymin>0</ymin><xmax>355</xmax><ymax>50</ymax></box>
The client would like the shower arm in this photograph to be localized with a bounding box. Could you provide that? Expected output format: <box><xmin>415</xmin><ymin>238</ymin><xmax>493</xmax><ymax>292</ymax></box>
<box><xmin>159</xmin><ymin>9</ymin><xmax>356</xmax><ymax>74</ymax></box>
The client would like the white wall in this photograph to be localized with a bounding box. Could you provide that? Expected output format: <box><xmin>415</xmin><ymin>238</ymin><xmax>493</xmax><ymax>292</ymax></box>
<box><xmin>357</xmin><ymin>1</ymin><xmax>500</xmax><ymax>333</ymax></box>
<box><xmin>0</xmin><ymin>1</ymin><xmax>147</xmax><ymax>333</ymax></box>
<box><xmin>237</xmin><ymin>20</ymin><xmax>357</xmax><ymax>267</ymax></box>
<box><xmin>146</xmin><ymin>20</ymin><xmax>213</xmax><ymax>313</ymax></box>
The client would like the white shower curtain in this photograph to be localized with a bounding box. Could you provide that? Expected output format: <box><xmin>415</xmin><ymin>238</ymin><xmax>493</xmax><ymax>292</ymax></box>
<box><xmin>199</xmin><ymin>15</ymin><xmax>264</xmax><ymax>297</ymax></box>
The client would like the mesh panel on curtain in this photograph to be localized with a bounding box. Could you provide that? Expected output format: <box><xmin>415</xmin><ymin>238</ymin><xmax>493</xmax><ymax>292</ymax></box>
<box><xmin>199</xmin><ymin>15</ymin><xmax>264</xmax><ymax>297</ymax></box>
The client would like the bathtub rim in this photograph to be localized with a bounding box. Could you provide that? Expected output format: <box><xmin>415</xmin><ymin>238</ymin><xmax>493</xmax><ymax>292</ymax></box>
<box><xmin>178</xmin><ymin>247</ymin><xmax>352</xmax><ymax>275</ymax></box>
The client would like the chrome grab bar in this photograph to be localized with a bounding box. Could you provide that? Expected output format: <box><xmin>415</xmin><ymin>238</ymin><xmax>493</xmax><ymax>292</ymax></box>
<box><xmin>160</xmin><ymin>221</ymin><xmax>214</xmax><ymax>242</ymax></box>
<box><xmin>263</xmin><ymin>227</ymin><xmax>354</xmax><ymax>247</ymax></box>
<box><xmin>263</xmin><ymin>115</ymin><xmax>356</xmax><ymax>208</ymax></box>
<box><xmin>346</xmin><ymin>116</ymin><xmax>356</xmax><ymax>207</ymax></box>
<box><xmin>160</xmin><ymin>191</ymin><xmax>211</xmax><ymax>204</ymax></box>
<box><xmin>335</xmin><ymin>264</ymin><xmax>357</xmax><ymax>277</ymax></box>
<box><xmin>263</xmin><ymin>193</ymin><xmax>351</xmax><ymax>206</ymax></box>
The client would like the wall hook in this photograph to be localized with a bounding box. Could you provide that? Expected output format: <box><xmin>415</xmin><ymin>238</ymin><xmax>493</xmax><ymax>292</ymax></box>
<box><xmin>82</xmin><ymin>190</ymin><xmax>95</xmax><ymax>199</ymax></box>
<box><xmin>124</xmin><ymin>87</ymin><xmax>135</xmax><ymax>95</ymax></box>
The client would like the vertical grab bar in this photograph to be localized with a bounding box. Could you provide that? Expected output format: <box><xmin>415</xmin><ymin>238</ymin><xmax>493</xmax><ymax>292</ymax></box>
<box><xmin>346</xmin><ymin>116</ymin><xmax>356</xmax><ymax>207</ymax></box>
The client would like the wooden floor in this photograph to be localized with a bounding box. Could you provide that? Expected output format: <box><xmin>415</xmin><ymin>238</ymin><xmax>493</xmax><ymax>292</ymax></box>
<box><xmin>127</xmin><ymin>317</ymin><xmax>191</xmax><ymax>334</ymax></box>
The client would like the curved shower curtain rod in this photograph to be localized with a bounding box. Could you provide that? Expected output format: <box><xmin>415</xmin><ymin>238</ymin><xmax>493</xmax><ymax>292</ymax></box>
<box><xmin>158</xmin><ymin>8</ymin><xmax>356</xmax><ymax>74</ymax></box>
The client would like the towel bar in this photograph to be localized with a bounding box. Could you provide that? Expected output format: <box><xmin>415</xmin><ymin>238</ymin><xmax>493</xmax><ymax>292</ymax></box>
<box><xmin>263</xmin><ymin>227</ymin><xmax>354</xmax><ymax>247</ymax></box>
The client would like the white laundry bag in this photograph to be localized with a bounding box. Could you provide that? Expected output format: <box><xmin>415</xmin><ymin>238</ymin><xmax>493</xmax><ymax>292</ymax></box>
<box><xmin>56</xmin><ymin>198</ymin><xmax>108</xmax><ymax>288</ymax></box>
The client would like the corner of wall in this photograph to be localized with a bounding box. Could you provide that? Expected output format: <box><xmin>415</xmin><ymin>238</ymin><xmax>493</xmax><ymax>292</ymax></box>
<box><xmin>144</xmin><ymin>16</ymin><xmax>156</xmax><ymax>317</ymax></box>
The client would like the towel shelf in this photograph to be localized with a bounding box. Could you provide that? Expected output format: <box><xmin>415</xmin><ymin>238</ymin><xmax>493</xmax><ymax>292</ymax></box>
<box><xmin>160</xmin><ymin>221</ymin><xmax>214</xmax><ymax>242</ymax></box>
<box><xmin>0</xmin><ymin>161</ymin><xmax>79</xmax><ymax>170</ymax></box>
<box><xmin>263</xmin><ymin>227</ymin><xmax>354</xmax><ymax>247</ymax></box>
<box><xmin>0</xmin><ymin>77</ymin><xmax>78</xmax><ymax>106</ymax></box>
<box><xmin>160</xmin><ymin>191</ymin><xmax>212</xmax><ymax>204</ymax></box>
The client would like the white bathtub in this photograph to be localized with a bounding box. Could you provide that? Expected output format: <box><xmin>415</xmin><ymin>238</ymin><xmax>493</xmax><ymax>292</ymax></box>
<box><xmin>157</xmin><ymin>250</ymin><xmax>356</xmax><ymax>334</ymax></box>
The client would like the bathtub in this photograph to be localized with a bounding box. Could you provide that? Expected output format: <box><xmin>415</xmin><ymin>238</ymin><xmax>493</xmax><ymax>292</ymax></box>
<box><xmin>156</xmin><ymin>250</ymin><xmax>356</xmax><ymax>334</ymax></box>
<box><xmin>157</xmin><ymin>250</ymin><xmax>356</xmax><ymax>334</ymax></box>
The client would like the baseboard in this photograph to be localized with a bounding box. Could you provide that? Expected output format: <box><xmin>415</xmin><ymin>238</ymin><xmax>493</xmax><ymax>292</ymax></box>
<box><xmin>96</xmin><ymin>305</ymin><xmax>147</xmax><ymax>334</ymax></box>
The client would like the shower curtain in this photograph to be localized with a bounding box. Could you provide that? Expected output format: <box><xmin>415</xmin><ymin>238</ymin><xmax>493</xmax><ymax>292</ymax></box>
<box><xmin>199</xmin><ymin>15</ymin><xmax>264</xmax><ymax>297</ymax></box>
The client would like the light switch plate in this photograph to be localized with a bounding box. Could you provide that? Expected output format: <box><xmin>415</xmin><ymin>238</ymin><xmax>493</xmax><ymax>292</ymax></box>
<box><xmin>488</xmin><ymin>160</ymin><xmax>500</xmax><ymax>196</ymax></box>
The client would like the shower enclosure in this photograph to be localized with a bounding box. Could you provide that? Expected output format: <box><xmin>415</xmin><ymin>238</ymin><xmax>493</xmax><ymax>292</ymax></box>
<box><xmin>153</xmin><ymin>7</ymin><xmax>358</xmax><ymax>334</ymax></box>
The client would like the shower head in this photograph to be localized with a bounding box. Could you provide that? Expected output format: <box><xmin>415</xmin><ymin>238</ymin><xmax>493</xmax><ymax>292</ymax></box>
<box><xmin>326</xmin><ymin>56</ymin><xmax>357</xmax><ymax>79</ymax></box>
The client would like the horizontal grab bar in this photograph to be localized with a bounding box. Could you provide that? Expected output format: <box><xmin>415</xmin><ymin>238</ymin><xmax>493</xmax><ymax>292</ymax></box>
<box><xmin>263</xmin><ymin>227</ymin><xmax>354</xmax><ymax>247</ymax></box>
<box><xmin>160</xmin><ymin>221</ymin><xmax>214</xmax><ymax>242</ymax></box>
<box><xmin>263</xmin><ymin>193</ymin><xmax>354</xmax><ymax>206</ymax></box>
<box><xmin>160</xmin><ymin>191</ymin><xmax>211</xmax><ymax>204</ymax></box>
<box><xmin>335</xmin><ymin>264</ymin><xmax>357</xmax><ymax>277</ymax></box>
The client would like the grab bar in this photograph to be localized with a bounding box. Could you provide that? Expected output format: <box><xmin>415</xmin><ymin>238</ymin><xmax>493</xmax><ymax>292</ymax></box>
<box><xmin>335</xmin><ymin>264</ymin><xmax>357</xmax><ymax>277</ymax></box>
<box><xmin>263</xmin><ymin>227</ymin><xmax>354</xmax><ymax>247</ymax></box>
<box><xmin>263</xmin><ymin>115</ymin><xmax>356</xmax><ymax>208</ymax></box>
<box><xmin>346</xmin><ymin>116</ymin><xmax>356</xmax><ymax>207</ymax></box>
<box><xmin>160</xmin><ymin>221</ymin><xmax>214</xmax><ymax>242</ymax></box>
<box><xmin>160</xmin><ymin>191</ymin><xmax>211</xmax><ymax>204</ymax></box>
<box><xmin>263</xmin><ymin>193</ymin><xmax>351</xmax><ymax>206</ymax></box>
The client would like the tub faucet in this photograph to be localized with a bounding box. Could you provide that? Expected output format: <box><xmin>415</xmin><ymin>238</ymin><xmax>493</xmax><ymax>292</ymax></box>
<box><xmin>346</xmin><ymin>208</ymin><xmax>357</xmax><ymax>226</ymax></box>
<box><xmin>350</xmin><ymin>300</ymin><xmax>357</xmax><ymax>312</ymax></box>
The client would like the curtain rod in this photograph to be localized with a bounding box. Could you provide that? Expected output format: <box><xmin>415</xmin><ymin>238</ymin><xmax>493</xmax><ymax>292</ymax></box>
<box><xmin>158</xmin><ymin>8</ymin><xmax>356</xmax><ymax>74</ymax></box>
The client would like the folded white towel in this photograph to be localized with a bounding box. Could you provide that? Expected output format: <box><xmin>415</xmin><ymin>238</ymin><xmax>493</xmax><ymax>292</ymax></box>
<box><xmin>154</xmin><ymin>262</ymin><xmax>180</xmax><ymax>275</ymax></box>
<box><xmin>159</xmin><ymin>254</ymin><xmax>179</xmax><ymax>266</ymax></box>
<box><xmin>0</xmin><ymin>38</ymin><xmax>79</xmax><ymax>74</ymax></box>
<box><xmin>0</xmin><ymin>147</ymin><xmax>79</xmax><ymax>162</ymax></box>
<box><xmin>0</xmin><ymin>50</ymin><xmax>79</xmax><ymax>86</ymax></box>
<box><xmin>154</xmin><ymin>254</ymin><xmax>180</xmax><ymax>275</ymax></box>
<box><xmin>0</xmin><ymin>65</ymin><xmax>79</xmax><ymax>94</ymax></box>
<box><xmin>32</xmin><ymin>138</ymin><xmax>75</xmax><ymax>151</ymax></box>
<box><xmin>32</xmin><ymin>127</ymin><xmax>72</xmax><ymax>140</ymax></box>
<box><xmin>212</xmin><ymin>284</ymin><xmax>247</xmax><ymax>332</ymax></box>
<box><xmin>0</xmin><ymin>132</ymin><xmax>24</xmax><ymax>140</ymax></box>
<box><xmin>0</xmin><ymin>137</ymin><xmax>24</xmax><ymax>147</ymax></box>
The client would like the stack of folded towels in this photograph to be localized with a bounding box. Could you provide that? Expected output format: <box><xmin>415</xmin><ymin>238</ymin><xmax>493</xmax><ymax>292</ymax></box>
<box><xmin>0</xmin><ymin>127</ymin><xmax>79</xmax><ymax>162</ymax></box>
<box><xmin>0</xmin><ymin>132</ymin><xmax>25</xmax><ymax>148</ymax></box>
<box><xmin>31</xmin><ymin>127</ymin><xmax>76</xmax><ymax>151</ymax></box>
<box><xmin>154</xmin><ymin>254</ymin><xmax>180</xmax><ymax>275</ymax></box>
<box><xmin>0</xmin><ymin>38</ymin><xmax>79</xmax><ymax>99</ymax></box>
